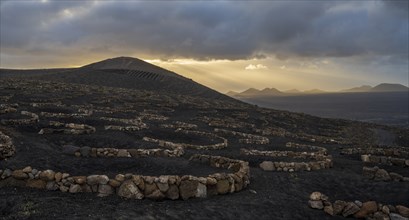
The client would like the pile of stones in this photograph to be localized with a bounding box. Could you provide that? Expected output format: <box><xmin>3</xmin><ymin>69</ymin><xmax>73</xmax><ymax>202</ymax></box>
<box><xmin>0</xmin><ymin>154</ymin><xmax>250</xmax><ymax>200</ymax></box>
<box><xmin>38</xmin><ymin>122</ymin><xmax>96</xmax><ymax>135</ymax></box>
<box><xmin>363</xmin><ymin>166</ymin><xmax>409</xmax><ymax>182</ymax></box>
<box><xmin>214</xmin><ymin>128</ymin><xmax>269</xmax><ymax>144</ymax></box>
<box><xmin>242</xmin><ymin>142</ymin><xmax>332</xmax><ymax>172</ymax></box>
<box><xmin>0</xmin><ymin>131</ymin><xmax>15</xmax><ymax>160</ymax></box>
<box><xmin>62</xmin><ymin>145</ymin><xmax>184</xmax><ymax>158</ymax></box>
<box><xmin>1</xmin><ymin>111</ymin><xmax>39</xmax><ymax>126</ymax></box>
<box><xmin>308</xmin><ymin>191</ymin><xmax>409</xmax><ymax>219</ymax></box>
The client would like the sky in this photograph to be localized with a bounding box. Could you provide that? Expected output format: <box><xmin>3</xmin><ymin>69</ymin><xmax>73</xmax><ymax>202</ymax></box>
<box><xmin>0</xmin><ymin>0</ymin><xmax>408</xmax><ymax>93</ymax></box>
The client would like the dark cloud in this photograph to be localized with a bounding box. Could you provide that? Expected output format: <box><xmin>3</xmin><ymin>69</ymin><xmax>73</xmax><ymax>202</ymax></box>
<box><xmin>0</xmin><ymin>0</ymin><xmax>407</xmax><ymax>63</ymax></box>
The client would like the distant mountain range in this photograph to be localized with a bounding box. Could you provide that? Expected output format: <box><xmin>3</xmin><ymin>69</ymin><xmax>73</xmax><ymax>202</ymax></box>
<box><xmin>228</xmin><ymin>83</ymin><xmax>409</xmax><ymax>98</ymax></box>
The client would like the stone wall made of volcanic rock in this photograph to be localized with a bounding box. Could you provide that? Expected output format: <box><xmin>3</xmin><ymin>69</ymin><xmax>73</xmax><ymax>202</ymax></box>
<box><xmin>62</xmin><ymin>145</ymin><xmax>185</xmax><ymax>158</ymax></box>
<box><xmin>284</xmin><ymin>142</ymin><xmax>328</xmax><ymax>153</ymax></box>
<box><xmin>253</xmin><ymin>127</ymin><xmax>344</xmax><ymax>144</ymax></box>
<box><xmin>160</xmin><ymin>121</ymin><xmax>198</xmax><ymax>130</ymax></box>
<box><xmin>0</xmin><ymin>154</ymin><xmax>250</xmax><ymax>200</ymax></box>
<box><xmin>40</xmin><ymin>111</ymin><xmax>92</xmax><ymax>118</ymax></box>
<box><xmin>104</xmin><ymin>125</ymin><xmax>147</xmax><ymax>132</ymax></box>
<box><xmin>341</xmin><ymin>147</ymin><xmax>409</xmax><ymax>167</ymax></box>
<box><xmin>308</xmin><ymin>191</ymin><xmax>409</xmax><ymax>219</ymax></box>
<box><xmin>214</xmin><ymin>128</ymin><xmax>269</xmax><ymax>144</ymax></box>
<box><xmin>241</xmin><ymin>142</ymin><xmax>332</xmax><ymax>172</ymax></box>
<box><xmin>197</xmin><ymin>116</ymin><xmax>255</xmax><ymax>129</ymax></box>
<box><xmin>0</xmin><ymin>103</ymin><xmax>18</xmax><ymax>114</ymax></box>
<box><xmin>360</xmin><ymin>155</ymin><xmax>409</xmax><ymax>167</ymax></box>
<box><xmin>99</xmin><ymin>117</ymin><xmax>148</xmax><ymax>128</ymax></box>
<box><xmin>363</xmin><ymin>166</ymin><xmax>409</xmax><ymax>182</ymax></box>
<box><xmin>0</xmin><ymin>131</ymin><xmax>15</xmax><ymax>160</ymax></box>
<box><xmin>38</xmin><ymin>122</ymin><xmax>96</xmax><ymax>135</ymax></box>
<box><xmin>1</xmin><ymin>111</ymin><xmax>39</xmax><ymax>126</ymax></box>
<box><xmin>142</xmin><ymin>130</ymin><xmax>228</xmax><ymax>150</ymax></box>
<box><xmin>139</xmin><ymin>112</ymin><xmax>169</xmax><ymax>121</ymax></box>
<box><xmin>341</xmin><ymin>147</ymin><xmax>409</xmax><ymax>158</ymax></box>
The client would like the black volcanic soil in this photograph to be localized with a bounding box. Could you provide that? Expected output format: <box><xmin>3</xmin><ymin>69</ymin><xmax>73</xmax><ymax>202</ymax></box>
<box><xmin>0</xmin><ymin>75</ymin><xmax>408</xmax><ymax>220</ymax></box>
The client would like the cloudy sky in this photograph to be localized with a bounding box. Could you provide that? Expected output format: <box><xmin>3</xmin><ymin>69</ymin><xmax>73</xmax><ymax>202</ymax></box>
<box><xmin>1</xmin><ymin>0</ymin><xmax>408</xmax><ymax>92</ymax></box>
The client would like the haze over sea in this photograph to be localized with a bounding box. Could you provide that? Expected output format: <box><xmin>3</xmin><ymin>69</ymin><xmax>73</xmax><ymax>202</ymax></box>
<box><xmin>240</xmin><ymin>92</ymin><xmax>409</xmax><ymax>127</ymax></box>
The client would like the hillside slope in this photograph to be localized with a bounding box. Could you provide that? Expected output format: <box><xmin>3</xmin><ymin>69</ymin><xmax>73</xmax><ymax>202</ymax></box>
<box><xmin>1</xmin><ymin>57</ymin><xmax>234</xmax><ymax>100</ymax></box>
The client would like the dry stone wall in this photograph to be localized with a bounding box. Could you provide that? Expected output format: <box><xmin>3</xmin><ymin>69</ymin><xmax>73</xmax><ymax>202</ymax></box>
<box><xmin>242</xmin><ymin>142</ymin><xmax>332</xmax><ymax>172</ymax></box>
<box><xmin>38</xmin><ymin>122</ymin><xmax>96</xmax><ymax>135</ymax></box>
<box><xmin>100</xmin><ymin>117</ymin><xmax>148</xmax><ymax>129</ymax></box>
<box><xmin>341</xmin><ymin>147</ymin><xmax>409</xmax><ymax>167</ymax></box>
<box><xmin>143</xmin><ymin>129</ymin><xmax>228</xmax><ymax>150</ymax></box>
<box><xmin>160</xmin><ymin>121</ymin><xmax>198</xmax><ymax>130</ymax></box>
<box><xmin>0</xmin><ymin>104</ymin><xmax>18</xmax><ymax>114</ymax></box>
<box><xmin>0</xmin><ymin>154</ymin><xmax>249</xmax><ymax>200</ymax></box>
<box><xmin>214</xmin><ymin>128</ymin><xmax>269</xmax><ymax>144</ymax></box>
<box><xmin>362</xmin><ymin>166</ymin><xmax>409</xmax><ymax>182</ymax></box>
<box><xmin>198</xmin><ymin>116</ymin><xmax>255</xmax><ymax>129</ymax></box>
<box><xmin>62</xmin><ymin>145</ymin><xmax>184</xmax><ymax>158</ymax></box>
<box><xmin>139</xmin><ymin>112</ymin><xmax>169</xmax><ymax>121</ymax></box>
<box><xmin>308</xmin><ymin>191</ymin><xmax>409</xmax><ymax>219</ymax></box>
<box><xmin>1</xmin><ymin>111</ymin><xmax>39</xmax><ymax>126</ymax></box>
<box><xmin>0</xmin><ymin>131</ymin><xmax>14</xmax><ymax>160</ymax></box>
<box><xmin>254</xmin><ymin>127</ymin><xmax>343</xmax><ymax>144</ymax></box>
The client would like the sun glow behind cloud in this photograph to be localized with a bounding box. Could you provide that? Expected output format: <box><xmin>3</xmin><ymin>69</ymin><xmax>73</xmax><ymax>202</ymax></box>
<box><xmin>141</xmin><ymin>56</ymin><xmax>379</xmax><ymax>93</ymax></box>
<box><xmin>0</xmin><ymin>0</ymin><xmax>407</xmax><ymax>93</ymax></box>
<box><xmin>245</xmin><ymin>64</ymin><xmax>268</xmax><ymax>70</ymax></box>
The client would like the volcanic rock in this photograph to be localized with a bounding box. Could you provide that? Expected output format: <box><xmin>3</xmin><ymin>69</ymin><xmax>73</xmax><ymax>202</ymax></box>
<box><xmin>354</xmin><ymin>201</ymin><xmax>377</xmax><ymax>218</ymax></box>
<box><xmin>117</xmin><ymin>180</ymin><xmax>144</xmax><ymax>199</ymax></box>
<box><xmin>179</xmin><ymin>180</ymin><xmax>199</xmax><ymax>200</ymax></box>
<box><xmin>396</xmin><ymin>205</ymin><xmax>409</xmax><ymax>218</ymax></box>
<box><xmin>342</xmin><ymin>202</ymin><xmax>361</xmax><ymax>217</ymax></box>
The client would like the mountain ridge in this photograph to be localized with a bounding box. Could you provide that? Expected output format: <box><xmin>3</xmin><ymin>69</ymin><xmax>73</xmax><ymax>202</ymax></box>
<box><xmin>0</xmin><ymin>56</ymin><xmax>235</xmax><ymax>101</ymax></box>
<box><xmin>227</xmin><ymin>83</ymin><xmax>409</xmax><ymax>98</ymax></box>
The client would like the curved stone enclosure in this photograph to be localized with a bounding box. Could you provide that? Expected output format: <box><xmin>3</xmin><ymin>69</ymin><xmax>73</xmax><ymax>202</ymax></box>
<box><xmin>0</xmin><ymin>103</ymin><xmax>18</xmax><ymax>114</ymax></box>
<box><xmin>363</xmin><ymin>166</ymin><xmax>409</xmax><ymax>182</ymax></box>
<box><xmin>214</xmin><ymin>128</ymin><xmax>269</xmax><ymax>144</ymax></box>
<box><xmin>160</xmin><ymin>121</ymin><xmax>198</xmax><ymax>129</ymax></box>
<box><xmin>0</xmin><ymin>131</ymin><xmax>15</xmax><ymax>160</ymax></box>
<box><xmin>242</xmin><ymin>142</ymin><xmax>332</xmax><ymax>172</ymax></box>
<box><xmin>0</xmin><ymin>154</ymin><xmax>250</xmax><ymax>200</ymax></box>
<box><xmin>62</xmin><ymin>145</ymin><xmax>185</xmax><ymax>158</ymax></box>
<box><xmin>38</xmin><ymin>122</ymin><xmax>96</xmax><ymax>135</ymax></box>
<box><xmin>40</xmin><ymin>110</ymin><xmax>93</xmax><ymax>118</ymax></box>
<box><xmin>100</xmin><ymin>117</ymin><xmax>148</xmax><ymax>126</ymax></box>
<box><xmin>341</xmin><ymin>147</ymin><xmax>409</xmax><ymax>167</ymax></box>
<box><xmin>308</xmin><ymin>191</ymin><xmax>409</xmax><ymax>219</ymax></box>
<box><xmin>143</xmin><ymin>129</ymin><xmax>228</xmax><ymax>150</ymax></box>
<box><xmin>1</xmin><ymin>111</ymin><xmax>39</xmax><ymax>126</ymax></box>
